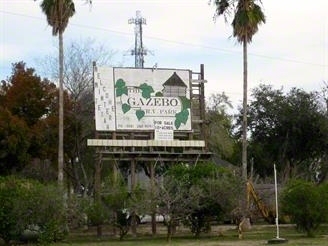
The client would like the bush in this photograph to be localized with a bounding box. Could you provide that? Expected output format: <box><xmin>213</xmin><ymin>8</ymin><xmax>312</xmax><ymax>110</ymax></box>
<box><xmin>85</xmin><ymin>200</ymin><xmax>110</xmax><ymax>226</ymax></box>
<box><xmin>281</xmin><ymin>179</ymin><xmax>328</xmax><ymax>237</ymax></box>
<box><xmin>67</xmin><ymin>195</ymin><xmax>89</xmax><ymax>229</ymax></box>
<box><xmin>0</xmin><ymin>176</ymin><xmax>27</xmax><ymax>244</ymax></box>
<box><xmin>25</xmin><ymin>184</ymin><xmax>67</xmax><ymax>243</ymax></box>
<box><xmin>159</xmin><ymin>163</ymin><xmax>242</xmax><ymax>239</ymax></box>
<box><xmin>0</xmin><ymin>176</ymin><xmax>67</xmax><ymax>244</ymax></box>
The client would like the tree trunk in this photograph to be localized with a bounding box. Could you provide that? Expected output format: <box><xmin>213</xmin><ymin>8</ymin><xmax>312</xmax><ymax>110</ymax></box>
<box><xmin>167</xmin><ymin>222</ymin><xmax>172</xmax><ymax>242</ymax></box>
<box><xmin>130</xmin><ymin>159</ymin><xmax>137</xmax><ymax>236</ymax></box>
<box><xmin>242</xmin><ymin>39</ymin><xmax>248</xmax><ymax>182</ymax></box>
<box><xmin>58</xmin><ymin>30</ymin><xmax>64</xmax><ymax>187</ymax></box>
<box><xmin>242</xmin><ymin>38</ymin><xmax>249</xmax><ymax>217</ymax></box>
<box><xmin>150</xmin><ymin>162</ymin><xmax>157</xmax><ymax>235</ymax></box>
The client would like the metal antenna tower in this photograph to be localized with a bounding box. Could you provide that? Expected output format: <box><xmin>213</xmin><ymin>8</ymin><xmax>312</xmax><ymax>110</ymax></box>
<box><xmin>128</xmin><ymin>11</ymin><xmax>147</xmax><ymax>68</ymax></box>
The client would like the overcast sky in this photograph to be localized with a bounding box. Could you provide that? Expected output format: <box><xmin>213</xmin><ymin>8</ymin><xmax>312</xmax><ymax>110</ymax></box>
<box><xmin>1</xmin><ymin>0</ymin><xmax>328</xmax><ymax>111</ymax></box>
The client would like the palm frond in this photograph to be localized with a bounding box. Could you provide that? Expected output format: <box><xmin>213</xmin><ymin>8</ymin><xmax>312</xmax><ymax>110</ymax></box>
<box><xmin>232</xmin><ymin>1</ymin><xmax>265</xmax><ymax>43</ymax></box>
<box><xmin>212</xmin><ymin>0</ymin><xmax>236</xmax><ymax>23</ymax></box>
<box><xmin>40</xmin><ymin>0</ymin><xmax>75</xmax><ymax>36</ymax></box>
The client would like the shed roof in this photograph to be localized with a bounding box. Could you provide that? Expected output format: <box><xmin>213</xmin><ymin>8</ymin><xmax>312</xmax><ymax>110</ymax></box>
<box><xmin>163</xmin><ymin>72</ymin><xmax>187</xmax><ymax>87</ymax></box>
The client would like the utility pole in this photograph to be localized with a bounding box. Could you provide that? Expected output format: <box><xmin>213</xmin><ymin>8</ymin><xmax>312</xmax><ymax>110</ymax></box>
<box><xmin>128</xmin><ymin>10</ymin><xmax>147</xmax><ymax>68</ymax></box>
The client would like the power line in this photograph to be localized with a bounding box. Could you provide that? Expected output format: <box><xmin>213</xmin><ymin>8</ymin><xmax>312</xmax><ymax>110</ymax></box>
<box><xmin>1</xmin><ymin>9</ymin><xmax>328</xmax><ymax>68</ymax></box>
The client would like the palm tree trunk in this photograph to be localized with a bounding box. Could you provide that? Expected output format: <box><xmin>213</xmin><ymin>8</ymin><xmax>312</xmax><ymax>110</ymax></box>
<box><xmin>242</xmin><ymin>38</ymin><xmax>248</xmax><ymax>182</ymax></box>
<box><xmin>241</xmin><ymin>38</ymin><xmax>248</xmax><ymax>220</ymax></box>
<box><xmin>58</xmin><ymin>30</ymin><xmax>64</xmax><ymax>186</ymax></box>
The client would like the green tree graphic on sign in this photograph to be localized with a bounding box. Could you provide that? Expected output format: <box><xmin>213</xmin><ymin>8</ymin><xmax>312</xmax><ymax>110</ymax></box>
<box><xmin>114</xmin><ymin>78</ymin><xmax>190</xmax><ymax>129</ymax></box>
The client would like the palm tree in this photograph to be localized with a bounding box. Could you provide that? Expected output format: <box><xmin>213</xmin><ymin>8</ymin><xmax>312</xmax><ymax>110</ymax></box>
<box><xmin>213</xmin><ymin>0</ymin><xmax>265</xmax><ymax>182</ymax></box>
<box><xmin>38</xmin><ymin>0</ymin><xmax>75</xmax><ymax>186</ymax></box>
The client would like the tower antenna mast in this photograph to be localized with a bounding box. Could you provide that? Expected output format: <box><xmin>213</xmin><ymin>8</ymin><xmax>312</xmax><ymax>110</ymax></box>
<box><xmin>128</xmin><ymin>10</ymin><xmax>147</xmax><ymax>68</ymax></box>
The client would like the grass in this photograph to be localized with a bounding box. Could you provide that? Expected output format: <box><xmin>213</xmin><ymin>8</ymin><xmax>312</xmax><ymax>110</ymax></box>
<box><xmin>0</xmin><ymin>223</ymin><xmax>326</xmax><ymax>245</ymax></box>
<box><xmin>55</xmin><ymin>223</ymin><xmax>328</xmax><ymax>246</ymax></box>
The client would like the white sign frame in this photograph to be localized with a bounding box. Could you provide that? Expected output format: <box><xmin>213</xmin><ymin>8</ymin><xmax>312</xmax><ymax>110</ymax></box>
<box><xmin>94</xmin><ymin>67</ymin><xmax>192</xmax><ymax>131</ymax></box>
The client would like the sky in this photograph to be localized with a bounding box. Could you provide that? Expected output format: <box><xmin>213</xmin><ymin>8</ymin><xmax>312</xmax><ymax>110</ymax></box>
<box><xmin>1</xmin><ymin>0</ymin><xmax>328</xmax><ymax>112</ymax></box>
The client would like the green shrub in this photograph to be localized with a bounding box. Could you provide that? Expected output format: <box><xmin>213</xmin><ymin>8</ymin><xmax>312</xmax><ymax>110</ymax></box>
<box><xmin>67</xmin><ymin>195</ymin><xmax>89</xmax><ymax>229</ymax></box>
<box><xmin>0</xmin><ymin>176</ymin><xmax>27</xmax><ymax>244</ymax></box>
<box><xmin>0</xmin><ymin>176</ymin><xmax>67</xmax><ymax>244</ymax></box>
<box><xmin>26</xmin><ymin>184</ymin><xmax>67</xmax><ymax>243</ymax></box>
<box><xmin>281</xmin><ymin>179</ymin><xmax>328</xmax><ymax>237</ymax></box>
<box><xmin>85</xmin><ymin>201</ymin><xmax>110</xmax><ymax>226</ymax></box>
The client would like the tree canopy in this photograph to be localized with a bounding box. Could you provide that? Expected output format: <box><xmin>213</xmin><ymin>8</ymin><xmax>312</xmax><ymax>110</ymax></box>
<box><xmin>0</xmin><ymin>62</ymin><xmax>58</xmax><ymax>174</ymax></box>
<box><xmin>206</xmin><ymin>92</ymin><xmax>236</xmax><ymax>159</ymax></box>
<box><xmin>240</xmin><ymin>84</ymin><xmax>328</xmax><ymax>180</ymax></box>
<box><xmin>0</xmin><ymin>62</ymin><xmax>76</xmax><ymax>178</ymax></box>
<box><xmin>156</xmin><ymin>163</ymin><xmax>242</xmax><ymax>239</ymax></box>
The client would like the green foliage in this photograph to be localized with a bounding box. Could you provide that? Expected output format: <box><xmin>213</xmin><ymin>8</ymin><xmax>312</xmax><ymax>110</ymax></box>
<box><xmin>101</xmin><ymin>178</ymin><xmax>130</xmax><ymax>239</ymax></box>
<box><xmin>156</xmin><ymin>174</ymin><xmax>200</xmax><ymax>241</ymax></box>
<box><xmin>32</xmin><ymin>185</ymin><xmax>67</xmax><ymax>243</ymax></box>
<box><xmin>83</xmin><ymin>175</ymin><xmax>145</xmax><ymax>239</ymax></box>
<box><xmin>205</xmin><ymin>92</ymin><xmax>235</xmax><ymax>160</ymax></box>
<box><xmin>101</xmin><ymin>175</ymin><xmax>129</xmax><ymax>224</ymax></box>
<box><xmin>85</xmin><ymin>200</ymin><xmax>110</xmax><ymax>226</ymax></box>
<box><xmin>0</xmin><ymin>176</ymin><xmax>26</xmax><ymax>243</ymax></box>
<box><xmin>3</xmin><ymin>62</ymin><xmax>53</xmax><ymax>126</ymax></box>
<box><xmin>0</xmin><ymin>176</ymin><xmax>67</xmax><ymax>244</ymax></box>
<box><xmin>0</xmin><ymin>108</ymin><xmax>30</xmax><ymax>174</ymax></box>
<box><xmin>66</xmin><ymin>195</ymin><xmax>89</xmax><ymax>229</ymax></box>
<box><xmin>243</xmin><ymin>84</ymin><xmax>328</xmax><ymax>178</ymax></box>
<box><xmin>0</xmin><ymin>62</ymin><xmax>63</xmax><ymax>175</ymax></box>
<box><xmin>162</xmin><ymin>163</ymin><xmax>242</xmax><ymax>238</ymax></box>
<box><xmin>102</xmin><ymin>176</ymin><xmax>129</xmax><ymax>212</ymax></box>
<box><xmin>281</xmin><ymin>179</ymin><xmax>328</xmax><ymax>237</ymax></box>
<box><xmin>184</xmin><ymin>201</ymin><xmax>222</xmax><ymax>237</ymax></box>
<box><xmin>115</xmin><ymin>210</ymin><xmax>130</xmax><ymax>240</ymax></box>
<box><xmin>213</xmin><ymin>0</ymin><xmax>266</xmax><ymax>44</ymax></box>
<box><xmin>39</xmin><ymin>0</ymin><xmax>75</xmax><ymax>36</ymax></box>
<box><xmin>101</xmin><ymin>175</ymin><xmax>149</xmax><ymax>240</ymax></box>
<box><xmin>169</xmin><ymin>163</ymin><xmax>207</xmax><ymax>183</ymax></box>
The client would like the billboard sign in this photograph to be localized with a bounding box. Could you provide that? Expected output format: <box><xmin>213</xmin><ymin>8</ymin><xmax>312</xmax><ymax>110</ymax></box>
<box><xmin>94</xmin><ymin>67</ymin><xmax>192</xmax><ymax>131</ymax></box>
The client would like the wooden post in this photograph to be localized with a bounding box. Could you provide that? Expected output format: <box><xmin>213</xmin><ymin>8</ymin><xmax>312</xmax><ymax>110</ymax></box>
<box><xmin>150</xmin><ymin>162</ymin><xmax>156</xmax><ymax>235</ymax></box>
<box><xmin>94</xmin><ymin>152</ymin><xmax>102</xmax><ymax>237</ymax></box>
<box><xmin>130</xmin><ymin>158</ymin><xmax>137</xmax><ymax>236</ymax></box>
<box><xmin>112</xmin><ymin>160</ymin><xmax>118</xmax><ymax>236</ymax></box>
<box><xmin>199</xmin><ymin>64</ymin><xmax>207</xmax><ymax>149</ymax></box>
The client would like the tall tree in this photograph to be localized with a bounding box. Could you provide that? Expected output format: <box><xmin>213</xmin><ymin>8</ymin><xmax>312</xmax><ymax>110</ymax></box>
<box><xmin>212</xmin><ymin>0</ymin><xmax>265</xmax><ymax>181</ymax></box>
<box><xmin>206</xmin><ymin>92</ymin><xmax>235</xmax><ymax>159</ymax></box>
<box><xmin>3</xmin><ymin>62</ymin><xmax>53</xmax><ymax>127</ymax></box>
<box><xmin>37</xmin><ymin>0</ymin><xmax>75</xmax><ymax>186</ymax></box>
<box><xmin>0</xmin><ymin>62</ymin><xmax>59</xmax><ymax>175</ymax></box>
<box><xmin>245</xmin><ymin>84</ymin><xmax>328</xmax><ymax>181</ymax></box>
<box><xmin>39</xmin><ymin>38</ymin><xmax>117</xmax><ymax>194</ymax></box>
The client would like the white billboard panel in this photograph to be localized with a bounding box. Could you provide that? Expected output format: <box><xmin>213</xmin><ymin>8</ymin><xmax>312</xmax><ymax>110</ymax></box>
<box><xmin>94</xmin><ymin>67</ymin><xmax>116</xmax><ymax>131</ymax></box>
<box><xmin>94</xmin><ymin>67</ymin><xmax>192</xmax><ymax>131</ymax></box>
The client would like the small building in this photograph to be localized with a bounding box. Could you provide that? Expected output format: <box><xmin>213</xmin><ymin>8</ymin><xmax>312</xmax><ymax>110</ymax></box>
<box><xmin>162</xmin><ymin>72</ymin><xmax>187</xmax><ymax>97</ymax></box>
